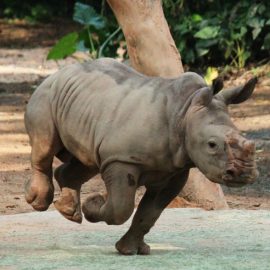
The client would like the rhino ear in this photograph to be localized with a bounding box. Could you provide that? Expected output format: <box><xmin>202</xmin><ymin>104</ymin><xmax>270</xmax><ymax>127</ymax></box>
<box><xmin>192</xmin><ymin>87</ymin><xmax>213</xmax><ymax>107</ymax></box>
<box><xmin>212</xmin><ymin>77</ymin><xmax>224</xmax><ymax>94</ymax></box>
<box><xmin>216</xmin><ymin>77</ymin><xmax>257</xmax><ymax>104</ymax></box>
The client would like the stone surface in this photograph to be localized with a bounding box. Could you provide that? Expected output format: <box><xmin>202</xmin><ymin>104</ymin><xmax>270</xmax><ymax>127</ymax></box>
<box><xmin>1</xmin><ymin>209</ymin><xmax>270</xmax><ymax>270</ymax></box>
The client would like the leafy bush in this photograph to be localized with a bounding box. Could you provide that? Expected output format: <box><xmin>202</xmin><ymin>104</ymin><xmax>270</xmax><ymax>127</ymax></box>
<box><xmin>47</xmin><ymin>2</ymin><xmax>123</xmax><ymax>60</ymax></box>
<box><xmin>163</xmin><ymin>0</ymin><xmax>270</xmax><ymax>68</ymax></box>
<box><xmin>6</xmin><ymin>0</ymin><xmax>266</xmax><ymax>69</ymax></box>
<box><xmin>0</xmin><ymin>0</ymin><xmax>71</xmax><ymax>22</ymax></box>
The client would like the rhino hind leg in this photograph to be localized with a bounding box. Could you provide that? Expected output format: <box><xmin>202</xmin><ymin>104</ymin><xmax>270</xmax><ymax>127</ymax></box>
<box><xmin>116</xmin><ymin>170</ymin><xmax>189</xmax><ymax>255</ymax></box>
<box><xmin>82</xmin><ymin>162</ymin><xmax>140</xmax><ymax>226</ymax></box>
<box><xmin>54</xmin><ymin>158</ymin><xmax>98</xmax><ymax>223</ymax></box>
<box><xmin>24</xmin><ymin>76</ymin><xmax>66</xmax><ymax>211</ymax></box>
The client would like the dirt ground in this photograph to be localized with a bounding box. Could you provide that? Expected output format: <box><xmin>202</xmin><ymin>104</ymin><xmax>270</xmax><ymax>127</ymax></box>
<box><xmin>0</xmin><ymin>20</ymin><xmax>269</xmax><ymax>215</ymax></box>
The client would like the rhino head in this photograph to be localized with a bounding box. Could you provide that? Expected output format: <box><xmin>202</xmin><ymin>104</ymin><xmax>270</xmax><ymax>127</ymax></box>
<box><xmin>185</xmin><ymin>77</ymin><xmax>258</xmax><ymax>187</ymax></box>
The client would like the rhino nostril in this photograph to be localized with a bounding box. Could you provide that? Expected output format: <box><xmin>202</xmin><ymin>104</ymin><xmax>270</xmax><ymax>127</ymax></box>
<box><xmin>244</xmin><ymin>140</ymin><xmax>256</xmax><ymax>153</ymax></box>
<box><xmin>226</xmin><ymin>169</ymin><xmax>235</xmax><ymax>177</ymax></box>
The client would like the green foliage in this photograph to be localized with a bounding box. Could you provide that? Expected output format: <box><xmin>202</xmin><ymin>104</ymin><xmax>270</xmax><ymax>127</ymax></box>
<box><xmin>204</xmin><ymin>67</ymin><xmax>219</xmax><ymax>85</ymax></box>
<box><xmin>73</xmin><ymin>2</ymin><xmax>106</xmax><ymax>30</ymax></box>
<box><xmin>47</xmin><ymin>2</ymin><xmax>123</xmax><ymax>60</ymax></box>
<box><xmin>194</xmin><ymin>26</ymin><xmax>220</xmax><ymax>40</ymax></box>
<box><xmin>5</xmin><ymin>0</ymin><xmax>267</xmax><ymax>69</ymax></box>
<box><xmin>0</xmin><ymin>0</ymin><xmax>70</xmax><ymax>22</ymax></box>
<box><xmin>47</xmin><ymin>33</ymin><xmax>79</xmax><ymax>60</ymax></box>
<box><xmin>164</xmin><ymin>0</ymin><xmax>270</xmax><ymax>68</ymax></box>
<box><xmin>263</xmin><ymin>33</ymin><xmax>270</xmax><ymax>50</ymax></box>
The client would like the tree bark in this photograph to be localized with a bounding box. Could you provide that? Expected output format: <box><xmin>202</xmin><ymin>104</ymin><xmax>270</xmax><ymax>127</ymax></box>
<box><xmin>107</xmin><ymin>0</ymin><xmax>183</xmax><ymax>77</ymax></box>
<box><xmin>107</xmin><ymin>0</ymin><xmax>228</xmax><ymax>209</ymax></box>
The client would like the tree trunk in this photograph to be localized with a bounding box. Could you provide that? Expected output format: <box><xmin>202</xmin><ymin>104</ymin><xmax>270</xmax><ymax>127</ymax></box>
<box><xmin>107</xmin><ymin>0</ymin><xmax>183</xmax><ymax>77</ymax></box>
<box><xmin>107</xmin><ymin>0</ymin><xmax>228</xmax><ymax>209</ymax></box>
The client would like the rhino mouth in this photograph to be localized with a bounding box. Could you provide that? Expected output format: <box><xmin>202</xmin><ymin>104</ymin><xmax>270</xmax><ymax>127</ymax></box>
<box><xmin>224</xmin><ymin>181</ymin><xmax>247</xmax><ymax>188</ymax></box>
<box><xmin>222</xmin><ymin>159</ymin><xmax>258</xmax><ymax>187</ymax></box>
<box><xmin>222</xmin><ymin>177</ymin><xmax>256</xmax><ymax>187</ymax></box>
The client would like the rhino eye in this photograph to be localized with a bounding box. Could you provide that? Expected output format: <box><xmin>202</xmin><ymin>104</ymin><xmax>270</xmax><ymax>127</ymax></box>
<box><xmin>208</xmin><ymin>141</ymin><xmax>217</xmax><ymax>149</ymax></box>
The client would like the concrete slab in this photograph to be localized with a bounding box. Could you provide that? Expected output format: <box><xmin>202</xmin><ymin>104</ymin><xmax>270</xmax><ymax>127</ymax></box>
<box><xmin>0</xmin><ymin>209</ymin><xmax>270</xmax><ymax>270</ymax></box>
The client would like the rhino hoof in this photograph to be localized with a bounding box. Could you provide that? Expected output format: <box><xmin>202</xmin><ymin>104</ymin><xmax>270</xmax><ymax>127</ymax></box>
<box><xmin>82</xmin><ymin>193</ymin><xmax>105</xmax><ymax>223</ymax></box>
<box><xmin>115</xmin><ymin>239</ymin><xmax>150</xmax><ymax>255</ymax></box>
<box><xmin>25</xmin><ymin>179</ymin><xmax>54</xmax><ymax>211</ymax></box>
<box><xmin>138</xmin><ymin>241</ymin><xmax>151</xmax><ymax>255</ymax></box>
<box><xmin>31</xmin><ymin>202</ymin><xmax>51</xmax><ymax>211</ymax></box>
<box><xmin>54</xmin><ymin>200</ymin><xmax>82</xmax><ymax>224</ymax></box>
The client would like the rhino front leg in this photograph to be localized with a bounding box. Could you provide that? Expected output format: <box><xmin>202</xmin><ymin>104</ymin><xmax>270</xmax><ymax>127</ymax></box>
<box><xmin>54</xmin><ymin>158</ymin><xmax>98</xmax><ymax>223</ymax></box>
<box><xmin>82</xmin><ymin>162</ymin><xmax>140</xmax><ymax>225</ymax></box>
<box><xmin>116</xmin><ymin>170</ymin><xmax>189</xmax><ymax>255</ymax></box>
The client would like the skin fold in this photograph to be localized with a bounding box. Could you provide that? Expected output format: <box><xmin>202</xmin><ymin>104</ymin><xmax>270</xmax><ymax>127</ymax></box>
<box><xmin>24</xmin><ymin>58</ymin><xmax>258</xmax><ymax>255</ymax></box>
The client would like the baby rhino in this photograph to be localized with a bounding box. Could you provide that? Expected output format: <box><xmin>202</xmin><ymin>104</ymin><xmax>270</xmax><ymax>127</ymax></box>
<box><xmin>24</xmin><ymin>58</ymin><xmax>258</xmax><ymax>255</ymax></box>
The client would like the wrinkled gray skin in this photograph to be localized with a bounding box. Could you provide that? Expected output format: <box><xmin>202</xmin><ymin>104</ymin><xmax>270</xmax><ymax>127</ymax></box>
<box><xmin>24</xmin><ymin>58</ymin><xmax>258</xmax><ymax>255</ymax></box>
